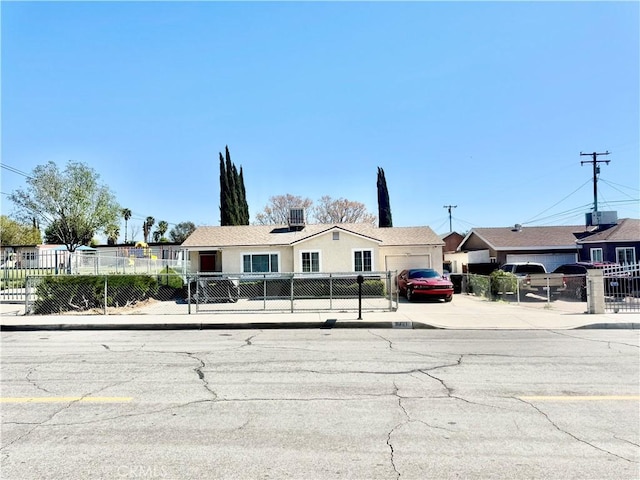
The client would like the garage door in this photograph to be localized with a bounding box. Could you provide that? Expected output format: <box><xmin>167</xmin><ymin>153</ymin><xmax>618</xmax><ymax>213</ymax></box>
<box><xmin>505</xmin><ymin>253</ymin><xmax>577</xmax><ymax>273</ymax></box>
<box><xmin>385</xmin><ymin>255</ymin><xmax>431</xmax><ymax>291</ymax></box>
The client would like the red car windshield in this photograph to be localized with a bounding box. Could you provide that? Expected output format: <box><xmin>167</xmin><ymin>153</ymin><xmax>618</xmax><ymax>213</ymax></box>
<box><xmin>408</xmin><ymin>269</ymin><xmax>440</xmax><ymax>279</ymax></box>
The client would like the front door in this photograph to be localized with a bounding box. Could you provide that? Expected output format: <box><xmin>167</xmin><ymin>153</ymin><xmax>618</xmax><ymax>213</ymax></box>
<box><xmin>200</xmin><ymin>253</ymin><xmax>216</xmax><ymax>272</ymax></box>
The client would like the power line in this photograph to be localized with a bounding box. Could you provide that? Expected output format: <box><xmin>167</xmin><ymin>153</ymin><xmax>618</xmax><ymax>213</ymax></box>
<box><xmin>0</xmin><ymin>163</ymin><xmax>32</xmax><ymax>179</ymax></box>
<box><xmin>523</xmin><ymin>178</ymin><xmax>592</xmax><ymax>224</ymax></box>
<box><xmin>599</xmin><ymin>178</ymin><xmax>640</xmax><ymax>199</ymax></box>
<box><xmin>524</xmin><ymin>203</ymin><xmax>593</xmax><ymax>225</ymax></box>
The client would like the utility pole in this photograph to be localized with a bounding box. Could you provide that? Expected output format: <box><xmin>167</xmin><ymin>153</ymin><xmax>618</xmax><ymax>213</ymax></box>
<box><xmin>443</xmin><ymin>205</ymin><xmax>457</xmax><ymax>232</ymax></box>
<box><xmin>580</xmin><ymin>151</ymin><xmax>610</xmax><ymax>212</ymax></box>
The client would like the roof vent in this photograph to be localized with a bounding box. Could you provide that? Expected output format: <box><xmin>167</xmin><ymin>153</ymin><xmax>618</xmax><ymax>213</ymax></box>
<box><xmin>288</xmin><ymin>208</ymin><xmax>305</xmax><ymax>230</ymax></box>
<box><xmin>512</xmin><ymin>224</ymin><xmax>522</xmax><ymax>232</ymax></box>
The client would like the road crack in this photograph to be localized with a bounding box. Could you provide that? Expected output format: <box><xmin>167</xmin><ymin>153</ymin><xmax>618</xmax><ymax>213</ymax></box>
<box><xmin>183</xmin><ymin>352</ymin><xmax>218</xmax><ymax>399</ymax></box>
<box><xmin>517</xmin><ymin>398</ymin><xmax>637</xmax><ymax>463</ymax></box>
<box><xmin>25</xmin><ymin>367</ymin><xmax>54</xmax><ymax>394</ymax></box>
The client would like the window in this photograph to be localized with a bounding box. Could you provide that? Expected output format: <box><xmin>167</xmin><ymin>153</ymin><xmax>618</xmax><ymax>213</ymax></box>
<box><xmin>590</xmin><ymin>248</ymin><xmax>603</xmax><ymax>262</ymax></box>
<box><xmin>333</xmin><ymin>232</ymin><xmax>340</xmax><ymax>240</ymax></box>
<box><xmin>616</xmin><ymin>247</ymin><xmax>636</xmax><ymax>265</ymax></box>
<box><xmin>301</xmin><ymin>251</ymin><xmax>320</xmax><ymax>273</ymax></box>
<box><xmin>242</xmin><ymin>253</ymin><xmax>279</xmax><ymax>273</ymax></box>
<box><xmin>354</xmin><ymin>250</ymin><xmax>373</xmax><ymax>272</ymax></box>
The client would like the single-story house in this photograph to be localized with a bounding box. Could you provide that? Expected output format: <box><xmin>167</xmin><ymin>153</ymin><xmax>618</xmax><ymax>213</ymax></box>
<box><xmin>181</xmin><ymin>223</ymin><xmax>445</xmax><ymax>275</ymax></box>
<box><xmin>576</xmin><ymin>218</ymin><xmax>640</xmax><ymax>264</ymax></box>
<box><xmin>456</xmin><ymin>224</ymin><xmax>598</xmax><ymax>272</ymax></box>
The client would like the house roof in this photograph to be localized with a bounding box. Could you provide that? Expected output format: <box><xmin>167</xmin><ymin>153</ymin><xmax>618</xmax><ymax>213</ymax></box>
<box><xmin>458</xmin><ymin>225</ymin><xmax>596</xmax><ymax>252</ymax></box>
<box><xmin>440</xmin><ymin>231</ymin><xmax>463</xmax><ymax>240</ymax></box>
<box><xmin>576</xmin><ymin>218</ymin><xmax>640</xmax><ymax>244</ymax></box>
<box><xmin>182</xmin><ymin>223</ymin><xmax>443</xmax><ymax>248</ymax></box>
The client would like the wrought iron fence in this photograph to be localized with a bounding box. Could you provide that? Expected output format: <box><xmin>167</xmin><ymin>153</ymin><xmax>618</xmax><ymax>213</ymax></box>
<box><xmin>602</xmin><ymin>263</ymin><xmax>640</xmax><ymax>313</ymax></box>
<box><xmin>23</xmin><ymin>271</ymin><xmax>397</xmax><ymax>315</ymax></box>
<box><xmin>1</xmin><ymin>250</ymin><xmax>188</xmax><ymax>302</ymax></box>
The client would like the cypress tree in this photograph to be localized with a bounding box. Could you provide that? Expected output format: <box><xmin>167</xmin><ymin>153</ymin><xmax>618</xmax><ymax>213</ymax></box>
<box><xmin>219</xmin><ymin>153</ymin><xmax>230</xmax><ymax>225</ymax></box>
<box><xmin>377</xmin><ymin>167</ymin><xmax>393</xmax><ymax>228</ymax></box>
<box><xmin>238</xmin><ymin>167</ymin><xmax>250</xmax><ymax>225</ymax></box>
<box><xmin>219</xmin><ymin>146</ymin><xmax>250</xmax><ymax>225</ymax></box>
<box><xmin>225</xmin><ymin>149</ymin><xmax>239</xmax><ymax>224</ymax></box>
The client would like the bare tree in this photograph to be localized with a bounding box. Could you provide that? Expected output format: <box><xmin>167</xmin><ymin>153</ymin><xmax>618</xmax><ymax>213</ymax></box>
<box><xmin>129</xmin><ymin>224</ymin><xmax>141</xmax><ymax>243</ymax></box>
<box><xmin>254</xmin><ymin>194</ymin><xmax>313</xmax><ymax>225</ymax></box>
<box><xmin>312</xmin><ymin>196</ymin><xmax>377</xmax><ymax>224</ymax></box>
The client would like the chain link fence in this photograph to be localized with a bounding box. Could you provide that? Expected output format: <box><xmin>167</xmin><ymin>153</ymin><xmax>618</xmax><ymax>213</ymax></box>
<box><xmin>459</xmin><ymin>272</ymin><xmax>579</xmax><ymax>304</ymax></box>
<box><xmin>24</xmin><ymin>271</ymin><xmax>397</xmax><ymax>315</ymax></box>
<box><xmin>454</xmin><ymin>268</ymin><xmax>639</xmax><ymax>312</ymax></box>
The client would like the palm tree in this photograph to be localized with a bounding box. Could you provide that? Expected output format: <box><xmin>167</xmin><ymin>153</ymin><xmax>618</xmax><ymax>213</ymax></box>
<box><xmin>155</xmin><ymin>220</ymin><xmax>169</xmax><ymax>242</ymax></box>
<box><xmin>122</xmin><ymin>208</ymin><xmax>132</xmax><ymax>244</ymax></box>
<box><xmin>105</xmin><ymin>224</ymin><xmax>120</xmax><ymax>246</ymax></box>
<box><xmin>143</xmin><ymin>216</ymin><xmax>155</xmax><ymax>243</ymax></box>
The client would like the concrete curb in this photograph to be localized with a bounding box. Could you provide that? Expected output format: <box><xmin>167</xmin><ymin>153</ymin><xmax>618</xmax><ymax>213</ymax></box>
<box><xmin>2</xmin><ymin>321</ymin><xmax>637</xmax><ymax>332</ymax></box>
<box><xmin>575</xmin><ymin>323</ymin><xmax>639</xmax><ymax>330</ymax></box>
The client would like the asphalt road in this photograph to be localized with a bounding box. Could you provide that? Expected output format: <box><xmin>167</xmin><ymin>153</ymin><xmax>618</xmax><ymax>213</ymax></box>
<box><xmin>2</xmin><ymin>329</ymin><xmax>639</xmax><ymax>480</ymax></box>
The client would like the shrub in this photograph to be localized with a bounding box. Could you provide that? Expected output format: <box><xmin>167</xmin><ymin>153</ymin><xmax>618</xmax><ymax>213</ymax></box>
<box><xmin>156</xmin><ymin>267</ymin><xmax>184</xmax><ymax>290</ymax></box>
<box><xmin>490</xmin><ymin>270</ymin><xmax>517</xmax><ymax>296</ymax></box>
<box><xmin>33</xmin><ymin>275</ymin><xmax>158</xmax><ymax>314</ymax></box>
<box><xmin>333</xmin><ymin>279</ymin><xmax>385</xmax><ymax>297</ymax></box>
<box><xmin>468</xmin><ymin>274</ymin><xmax>490</xmax><ymax>297</ymax></box>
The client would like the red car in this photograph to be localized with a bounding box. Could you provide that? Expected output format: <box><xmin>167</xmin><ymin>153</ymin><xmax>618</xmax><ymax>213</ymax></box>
<box><xmin>397</xmin><ymin>269</ymin><xmax>454</xmax><ymax>302</ymax></box>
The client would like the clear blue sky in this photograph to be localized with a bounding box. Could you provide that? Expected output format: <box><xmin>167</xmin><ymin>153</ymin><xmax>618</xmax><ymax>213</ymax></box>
<box><xmin>2</xmin><ymin>1</ymin><xmax>638</xmax><ymax>240</ymax></box>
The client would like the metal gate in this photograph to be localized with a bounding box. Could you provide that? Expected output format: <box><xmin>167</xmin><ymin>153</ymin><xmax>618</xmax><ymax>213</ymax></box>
<box><xmin>603</xmin><ymin>264</ymin><xmax>640</xmax><ymax>313</ymax></box>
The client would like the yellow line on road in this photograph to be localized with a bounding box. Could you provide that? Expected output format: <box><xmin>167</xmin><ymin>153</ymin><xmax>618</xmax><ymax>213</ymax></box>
<box><xmin>1</xmin><ymin>397</ymin><xmax>133</xmax><ymax>403</ymax></box>
<box><xmin>519</xmin><ymin>395</ymin><xmax>640</xmax><ymax>401</ymax></box>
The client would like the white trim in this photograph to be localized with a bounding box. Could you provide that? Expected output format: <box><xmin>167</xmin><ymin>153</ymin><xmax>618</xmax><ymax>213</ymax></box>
<box><xmin>291</xmin><ymin>226</ymin><xmax>381</xmax><ymax>246</ymax></box>
<box><xmin>352</xmin><ymin>248</ymin><xmax>374</xmax><ymax>272</ymax></box>
<box><xmin>590</xmin><ymin>248</ymin><xmax>603</xmax><ymax>262</ymax></box>
<box><xmin>616</xmin><ymin>247</ymin><xmax>636</xmax><ymax>265</ymax></box>
<box><xmin>300</xmin><ymin>250</ymin><xmax>322</xmax><ymax>273</ymax></box>
<box><xmin>240</xmin><ymin>251</ymin><xmax>280</xmax><ymax>273</ymax></box>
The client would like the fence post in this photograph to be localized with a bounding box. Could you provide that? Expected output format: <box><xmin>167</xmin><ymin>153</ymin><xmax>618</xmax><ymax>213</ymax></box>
<box><xmin>24</xmin><ymin>277</ymin><xmax>30</xmax><ymax>315</ymax></box>
<box><xmin>290</xmin><ymin>274</ymin><xmax>294</xmax><ymax>313</ymax></box>
<box><xmin>263</xmin><ymin>275</ymin><xmax>267</xmax><ymax>310</ymax></box>
<box><xmin>329</xmin><ymin>274</ymin><xmax>333</xmax><ymax>309</ymax></box>
<box><xmin>187</xmin><ymin>277</ymin><xmax>191</xmax><ymax>315</ymax></box>
<box><xmin>388</xmin><ymin>271</ymin><xmax>393</xmax><ymax>311</ymax></box>
<box><xmin>546</xmin><ymin>276</ymin><xmax>551</xmax><ymax>305</ymax></box>
<box><xmin>104</xmin><ymin>276</ymin><xmax>108</xmax><ymax>315</ymax></box>
<box><xmin>587</xmin><ymin>269</ymin><xmax>605</xmax><ymax>314</ymax></box>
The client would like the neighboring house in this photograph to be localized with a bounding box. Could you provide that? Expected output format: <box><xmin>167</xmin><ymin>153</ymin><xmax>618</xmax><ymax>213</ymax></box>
<box><xmin>0</xmin><ymin>245</ymin><xmax>39</xmax><ymax>268</ymax></box>
<box><xmin>93</xmin><ymin>242</ymin><xmax>184</xmax><ymax>261</ymax></box>
<box><xmin>441</xmin><ymin>232</ymin><xmax>465</xmax><ymax>274</ymax></box>
<box><xmin>0</xmin><ymin>244</ymin><xmax>95</xmax><ymax>269</ymax></box>
<box><xmin>441</xmin><ymin>232</ymin><xmax>464</xmax><ymax>253</ymax></box>
<box><xmin>576</xmin><ymin>218</ymin><xmax>640</xmax><ymax>264</ymax></box>
<box><xmin>456</xmin><ymin>224</ymin><xmax>599</xmax><ymax>272</ymax></box>
<box><xmin>181</xmin><ymin>223</ymin><xmax>445</xmax><ymax>275</ymax></box>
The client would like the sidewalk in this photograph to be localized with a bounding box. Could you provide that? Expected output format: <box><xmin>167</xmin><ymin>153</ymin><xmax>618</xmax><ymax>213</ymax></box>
<box><xmin>1</xmin><ymin>294</ymin><xmax>638</xmax><ymax>331</ymax></box>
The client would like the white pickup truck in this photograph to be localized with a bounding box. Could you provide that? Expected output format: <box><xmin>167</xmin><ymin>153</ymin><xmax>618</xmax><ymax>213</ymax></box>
<box><xmin>499</xmin><ymin>262</ymin><xmax>565</xmax><ymax>295</ymax></box>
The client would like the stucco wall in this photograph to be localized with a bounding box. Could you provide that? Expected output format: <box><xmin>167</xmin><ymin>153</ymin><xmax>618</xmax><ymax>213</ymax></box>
<box><xmin>292</xmin><ymin>231</ymin><xmax>379</xmax><ymax>272</ymax></box>
<box><xmin>187</xmin><ymin>232</ymin><xmax>443</xmax><ymax>274</ymax></box>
